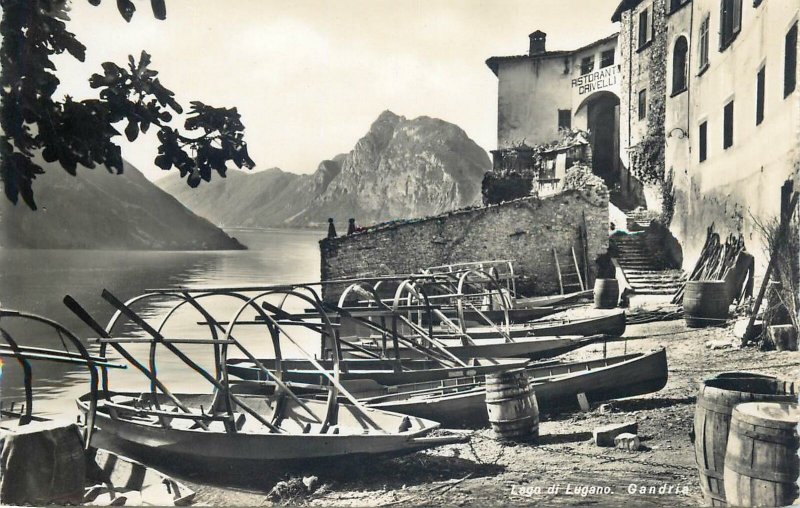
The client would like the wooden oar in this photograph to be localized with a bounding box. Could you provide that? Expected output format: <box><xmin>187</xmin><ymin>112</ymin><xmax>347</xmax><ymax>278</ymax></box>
<box><xmin>63</xmin><ymin>296</ymin><xmax>210</xmax><ymax>431</ymax></box>
<box><xmin>100</xmin><ymin>290</ymin><xmax>283</xmax><ymax>433</ymax></box>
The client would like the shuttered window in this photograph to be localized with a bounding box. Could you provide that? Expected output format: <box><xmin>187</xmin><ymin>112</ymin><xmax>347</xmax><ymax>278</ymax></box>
<box><xmin>638</xmin><ymin>9</ymin><xmax>650</xmax><ymax>49</ymax></box>
<box><xmin>723</xmin><ymin>101</ymin><xmax>734</xmax><ymax>149</ymax></box>
<box><xmin>699</xmin><ymin>121</ymin><xmax>708</xmax><ymax>162</ymax></box>
<box><xmin>719</xmin><ymin>0</ymin><xmax>742</xmax><ymax>51</ymax></box>
<box><xmin>698</xmin><ymin>15</ymin><xmax>710</xmax><ymax>71</ymax></box>
<box><xmin>638</xmin><ymin>89</ymin><xmax>647</xmax><ymax>120</ymax></box>
<box><xmin>558</xmin><ymin>109</ymin><xmax>572</xmax><ymax>130</ymax></box>
<box><xmin>672</xmin><ymin>37</ymin><xmax>689</xmax><ymax>94</ymax></box>
<box><xmin>785</xmin><ymin>22</ymin><xmax>797</xmax><ymax>98</ymax></box>
<box><xmin>580</xmin><ymin>56</ymin><xmax>594</xmax><ymax>75</ymax></box>
<box><xmin>756</xmin><ymin>66</ymin><xmax>765</xmax><ymax>125</ymax></box>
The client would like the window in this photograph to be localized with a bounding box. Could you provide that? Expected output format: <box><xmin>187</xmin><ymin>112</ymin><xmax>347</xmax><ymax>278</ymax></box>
<box><xmin>638</xmin><ymin>89</ymin><xmax>647</xmax><ymax>120</ymax></box>
<box><xmin>580</xmin><ymin>56</ymin><xmax>594</xmax><ymax>75</ymax></box>
<box><xmin>723</xmin><ymin>100</ymin><xmax>734</xmax><ymax>149</ymax></box>
<box><xmin>638</xmin><ymin>9</ymin><xmax>651</xmax><ymax>49</ymax></box>
<box><xmin>558</xmin><ymin>109</ymin><xmax>572</xmax><ymax>130</ymax></box>
<box><xmin>699</xmin><ymin>121</ymin><xmax>708</xmax><ymax>162</ymax></box>
<box><xmin>600</xmin><ymin>49</ymin><xmax>615</xmax><ymax>68</ymax></box>
<box><xmin>698</xmin><ymin>15</ymin><xmax>710</xmax><ymax>71</ymax></box>
<box><xmin>785</xmin><ymin>22</ymin><xmax>798</xmax><ymax>97</ymax></box>
<box><xmin>672</xmin><ymin>37</ymin><xmax>689</xmax><ymax>94</ymax></box>
<box><xmin>670</xmin><ymin>0</ymin><xmax>689</xmax><ymax>13</ymax></box>
<box><xmin>756</xmin><ymin>66</ymin><xmax>765</xmax><ymax>125</ymax></box>
<box><xmin>719</xmin><ymin>0</ymin><xmax>742</xmax><ymax>51</ymax></box>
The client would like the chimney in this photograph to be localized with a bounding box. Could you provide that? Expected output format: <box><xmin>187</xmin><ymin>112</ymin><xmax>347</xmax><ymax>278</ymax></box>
<box><xmin>529</xmin><ymin>30</ymin><xmax>547</xmax><ymax>55</ymax></box>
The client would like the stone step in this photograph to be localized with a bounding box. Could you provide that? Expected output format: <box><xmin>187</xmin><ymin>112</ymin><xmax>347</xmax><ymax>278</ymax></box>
<box><xmin>627</xmin><ymin>278</ymin><xmax>681</xmax><ymax>285</ymax></box>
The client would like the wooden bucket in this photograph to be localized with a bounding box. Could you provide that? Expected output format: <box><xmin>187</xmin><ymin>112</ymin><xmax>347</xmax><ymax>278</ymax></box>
<box><xmin>724</xmin><ymin>402</ymin><xmax>800</xmax><ymax>507</ymax></box>
<box><xmin>485</xmin><ymin>368</ymin><xmax>539</xmax><ymax>442</ymax></box>
<box><xmin>683</xmin><ymin>280</ymin><xmax>730</xmax><ymax>327</ymax></box>
<box><xmin>593</xmin><ymin>278</ymin><xmax>619</xmax><ymax>309</ymax></box>
<box><xmin>694</xmin><ymin>376</ymin><xmax>797</xmax><ymax>506</ymax></box>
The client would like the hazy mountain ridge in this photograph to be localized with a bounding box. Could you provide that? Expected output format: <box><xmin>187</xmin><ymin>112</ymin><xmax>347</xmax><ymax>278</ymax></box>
<box><xmin>0</xmin><ymin>159</ymin><xmax>245</xmax><ymax>250</ymax></box>
<box><xmin>158</xmin><ymin>111</ymin><xmax>490</xmax><ymax>229</ymax></box>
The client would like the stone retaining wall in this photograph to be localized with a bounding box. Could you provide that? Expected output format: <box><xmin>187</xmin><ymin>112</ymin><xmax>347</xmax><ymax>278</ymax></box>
<box><xmin>320</xmin><ymin>187</ymin><xmax>610</xmax><ymax>301</ymax></box>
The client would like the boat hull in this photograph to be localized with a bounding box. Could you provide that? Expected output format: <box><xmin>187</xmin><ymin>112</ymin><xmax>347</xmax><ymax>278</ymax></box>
<box><xmin>77</xmin><ymin>393</ymin><xmax>463</xmax><ymax>474</ymax></box>
<box><xmin>515</xmin><ymin>290</ymin><xmax>593</xmax><ymax>309</ymax></box>
<box><xmin>226</xmin><ymin>357</ymin><xmax>529</xmax><ymax>386</ymax></box>
<box><xmin>435</xmin><ymin>310</ymin><xmax>627</xmax><ymax>340</ymax></box>
<box><xmin>367</xmin><ymin>348</ymin><xmax>668</xmax><ymax>427</ymax></box>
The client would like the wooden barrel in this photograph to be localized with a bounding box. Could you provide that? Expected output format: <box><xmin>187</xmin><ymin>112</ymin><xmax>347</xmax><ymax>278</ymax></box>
<box><xmin>485</xmin><ymin>368</ymin><xmax>539</xmax><ymax>442</ymax></box>
<box><xmin>683</xmin><ymin>280</ymin><xmax>730</xmax><ymax>327</ymax></box>
<box><xmin>694</xmin><ymin>376</ymin><xmax>797</xmax><ymax>506</ymax></box>
<box><xmin>724</xmin><ymin>402</ymin><xmax>800</xmax><ymax>507</ymax></box>
<box><xmin>593</xmin><ymin>278</ymin><xmax>619</xmax><ymax>309</ymax></box>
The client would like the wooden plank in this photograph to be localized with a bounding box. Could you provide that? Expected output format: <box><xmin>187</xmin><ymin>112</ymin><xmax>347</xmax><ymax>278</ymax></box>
<box><xmin>553</xmin><ymin>248</ymin><xmax>564</xmax><ymax>295</ymax></box>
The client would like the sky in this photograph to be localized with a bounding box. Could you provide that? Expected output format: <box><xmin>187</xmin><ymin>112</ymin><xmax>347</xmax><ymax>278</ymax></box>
<box><xmin>54</xmin><ymin>0</ymin><xmax>621</xmax><ymax>181</ymax></box>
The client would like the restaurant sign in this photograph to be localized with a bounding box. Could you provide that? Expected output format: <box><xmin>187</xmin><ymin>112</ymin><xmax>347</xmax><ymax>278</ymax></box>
<box><xmin>571</xmin><ymin>65</ymin><xmax>620</xmax><ymax>98</ymax></box>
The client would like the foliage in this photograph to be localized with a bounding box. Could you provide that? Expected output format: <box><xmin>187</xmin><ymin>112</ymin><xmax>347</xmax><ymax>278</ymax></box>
<box><xmin>660</xmin><ymin>166</ymin><xmax>675</xmax><ymax>225</ymax></box>
<box><xmin>562</xmin><ymin>164</ymin><xmax>605</xmax><ymax>192</ymax></box>
<box><xmin>0</xmin><ymin>0</ymin><xmax>255</xmax><ymax>209</ymax></box>
<box><xmin>496</xmin><ymin>129</ymin><xmax>590</xmax><ymax>176</ymax></box>
<box><xmin>628</xmin><ymin>132</ymin><xmax>665</xmax><ymax>185</ymax></box>
<box><xmin>753</xmin><ymin>213</ymin><xmax>800</xmax><ymax>338</ymax></box>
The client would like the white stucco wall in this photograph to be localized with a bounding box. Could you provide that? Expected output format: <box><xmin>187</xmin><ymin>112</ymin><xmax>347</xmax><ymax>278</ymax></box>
<box><xmin>670</xmin><ymin>0</ymin><xmax>800</xmax><ymax>270</ymax></box>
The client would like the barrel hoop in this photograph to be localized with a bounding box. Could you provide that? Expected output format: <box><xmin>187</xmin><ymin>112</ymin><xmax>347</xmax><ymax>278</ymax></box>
<box><xmin>697</xmin><ymin>398</ymin><xmax>738</xmax><ymax>415</ymax></box>
<box><xmin>733</xmin><ymin>413</ymin><xmax>800</xmax><ymax>431</ymax></box>
<box><xmin>725</xmin><ymin>461</ymin><xmax>798</xmax><ymax>484</ymax></box>
<box><xmin>735</xmin><ymin>427</ymin><xmax>800</xmax><ymax>445</ymax></box>
<box><xmin>698</xmin><ymin>395</ymin><xmax>796</xmax><ymax>415</ymax></box>
<box><xmin>697</xmin><ymin>466</ymin><xmax>724</xmax><ymax>480</ymax></box>
<box><xmin>489</xmin><ymin>416</ymin><xmax>538</xmax><ymax>424</ymax></box>
<box><xmin>486</xmin><ymin>396</ymin><xmax>534</xmax><ymax>404</ymax></box>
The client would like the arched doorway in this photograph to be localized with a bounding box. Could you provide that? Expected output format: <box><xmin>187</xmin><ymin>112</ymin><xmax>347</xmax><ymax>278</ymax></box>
<box><xmin>581</xmin><ymin>91</ymin><xmax>620</xmax><ymax>187</ymax></box>
<box><xmin>577</xmin><ymin>90</ymin><xmax>644</xmax><ymax>209</ymax></box>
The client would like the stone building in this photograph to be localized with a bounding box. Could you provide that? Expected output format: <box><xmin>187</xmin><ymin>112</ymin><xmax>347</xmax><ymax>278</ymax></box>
<box><xmin>486</xmin><ymin>31</ymin><xmax>645</xmax><ymax>208</ymax></box>
<box><xmin>613</xmin><ymin>0</ymin><xmax>800</xmax><ymax>268</ymax></box>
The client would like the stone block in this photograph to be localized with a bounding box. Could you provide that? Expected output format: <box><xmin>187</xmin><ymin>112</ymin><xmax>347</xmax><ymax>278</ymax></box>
<box><xmin>614</xmin><ymin>432</ymin><xmax>641</xmax><ymax>451</ymax></box>
<box><xmin>593</xmin><ymin>421</ymin><xmax>638</xmax><ymax>447</ymax></box>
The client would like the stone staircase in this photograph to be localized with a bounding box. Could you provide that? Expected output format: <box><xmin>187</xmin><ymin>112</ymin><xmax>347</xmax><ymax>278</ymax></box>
<box><xmin>625</xmin><ymin>209</ymin><xmax>655</xmax><ymax>231</ymax></box>
<box><xmin>611</xmin><ymin>233</ymin><xmax>685</xmax><ymax>296</ymax></box>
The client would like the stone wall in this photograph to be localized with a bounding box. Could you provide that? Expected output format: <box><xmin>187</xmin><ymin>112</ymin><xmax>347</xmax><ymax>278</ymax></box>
<box><xmin>320</xmin><ymin>186</ymin><xmax>610</xmax><ymax>301</ymax></box>
<box><xmin>617</xmin><ymin>0</ymin><xmax>667</xmax><ymax>210</ymax></box>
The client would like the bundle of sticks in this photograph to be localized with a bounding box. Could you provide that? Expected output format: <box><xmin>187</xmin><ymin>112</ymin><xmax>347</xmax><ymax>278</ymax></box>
<box><xmin>671</xmin><ymin>225</ymin><xmax>749</xmax><ymax>304</ymax></box>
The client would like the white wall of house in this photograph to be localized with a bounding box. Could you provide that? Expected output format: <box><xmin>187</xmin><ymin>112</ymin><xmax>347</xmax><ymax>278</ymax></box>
<box><xmin>669</xmin><ymin>0</ymin><xmax>799</xmax><ymax>270</ymax></box>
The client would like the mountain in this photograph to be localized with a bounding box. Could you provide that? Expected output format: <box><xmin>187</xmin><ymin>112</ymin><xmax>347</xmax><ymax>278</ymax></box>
<box><xmin>158</xmin><ymin>111</ymin><xmax>490</xmax><ymax>228</ymax></box>
<box><xmin>0</xmin><ymin>158</ymin><xmax>245</xmax><ymax>250</ymax></box>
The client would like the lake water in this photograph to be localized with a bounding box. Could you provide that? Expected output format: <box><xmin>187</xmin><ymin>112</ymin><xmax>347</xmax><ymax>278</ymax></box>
<box><xmin>0</xmin><ymin>229</ymin><xmax>323</xmax><ymax>418</ymax></box>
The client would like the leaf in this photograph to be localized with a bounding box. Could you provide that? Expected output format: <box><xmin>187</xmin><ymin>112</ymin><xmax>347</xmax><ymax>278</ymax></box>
<box><xmin>116</xmin><ymin>0</ymin><xmax>136</xmax><ymax>22</ymax></box>
<box><xmin>150</xmin><ymin>0</ymin><xmax>167</xmax><ymax>20</ymax></box>
<box><xmin>124</xmin><ymin>120</ymin><xmax>138</xmax><ymax>141</ymax></box>
<box><xmin>154</xmin><ymin>154</ymin><xmax>171</xmax><ymax>170</ymax></box>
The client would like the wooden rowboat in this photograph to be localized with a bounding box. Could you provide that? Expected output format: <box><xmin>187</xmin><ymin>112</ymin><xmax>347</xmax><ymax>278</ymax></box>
<box><xmin>432</xmin><ymin>306</ymin><xmax>561</xmax><ymax>324</ymax></box>
<box><xmin>358</xmin><ymin>348</ymin><xmax>668</xmax><ymax>427</ymax></box>
<box><xmin>226</xmin><ymin>357</ymin><xmax>529</xmax><ymax>386</ymax></box>
<box><xmin>431</xmin><ymin>310</ymin><xmax>627</xmax><ymax>340</ymax></box>
<box><xmin>77</xmin><ymin>392</ymin><xmax>465</xmax><ymax>471</ymax></box>
<box><xmin>514</xmin><ymin>290</ymin><xmax>593</xmax><ymax>309</ymax></box>
<box><xmin>342</xmin><ymin>334</ymin><xmax>604</xmax><ymax>361</ymax></box>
